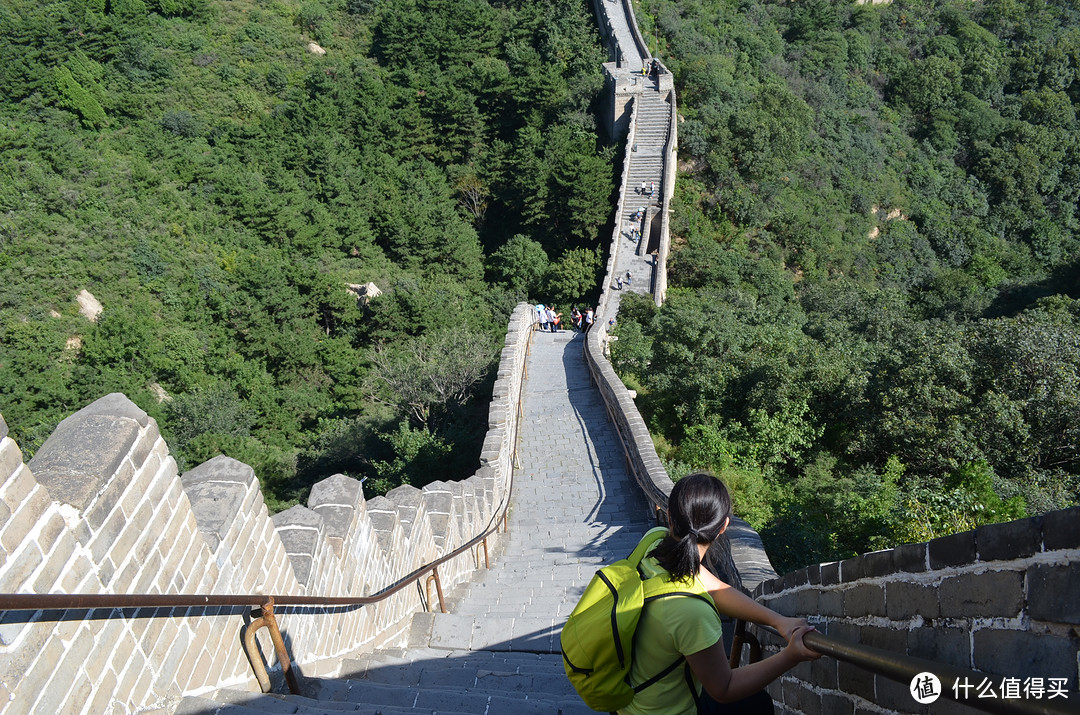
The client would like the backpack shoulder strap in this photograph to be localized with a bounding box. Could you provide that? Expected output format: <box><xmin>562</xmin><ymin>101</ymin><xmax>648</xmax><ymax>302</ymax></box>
<box><xmin>625</xmin><ymin>527</ymin><xmax>668</xmax><ymax>568</ymax></box>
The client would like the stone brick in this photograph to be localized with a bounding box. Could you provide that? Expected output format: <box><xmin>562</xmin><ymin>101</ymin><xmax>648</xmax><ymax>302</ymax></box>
<box><xmin>31</xmin><ymin>531</ymin><xmax>77</xmax><ymax>592</ymax></box>
<box><xmin>53</xmin><ymin>625</ymin><xmax>97</xmax><ymax>688</ymax></box>
<box><xmin>90</xmin><ymin>508</ymin><xmax>127</xmax><ymax>563</ymax></box>
<box><xmin>819</xmin><ymin>590</ymin><xmax>844</xmax><ymax>617</ymax></box>
<box><xmin>1027</xmin><ymin>562</ymin><xmax>1080</xmax><ymax>624</ymax></box>
<box><xmin>844</xmin><ymin>584</ymin><xmax>886</xmax><ymax>617</ymax></box>
<box><xmin>861</xmin><ymin>550</ymin><xmax>894</xmax><ymax>578</ymax></box>
<box><xmin>861</xmin><ymin>625</ymin><xmax>908</xmax><ymax>653</ymax></box>
<box><xmin>976</xmin><ymin>516</ymin><xmax>1041</xmax><ymax>562</ymax></box>
<box><xmin>837</xmin><ymin>659</ymin><xmax>876</xmax><ymax>701</ymax></box>
<box><xmin>886</xmin><ymin>581</ymin><xmax>940</xmax><ymax>620</ymax></box>
<box><xmin>928</xmin><ymin>531</ymin><xmax>976</xmax><ymax>570</ymax></box>
<box><xmin>87</xmin><ymin>670</ymin><xmax>119</xmax><ymax>715</ymax></box>
<box><xmin>972</xmin><ymin>629</ymin><xmax>1079</xmax><ymax>687</ymax></box>
<box><xmin>893</xmin><ymin>542</ymin><xmax>928</xmax><ymax>573</ymax></box>
<box><xmin>36</xmin><ymin>670</ymin><xmax>92</xmax><ymax>715</ymax></box>
<box><xmin>794</xmin><ymin>588</ymin><xmax>819</xmax><ymax>615</ymax></box>
<box><xmin>20</xmin><ymin>637</ymin><xmax>66</xmax><ymax>710</ymax></box>
<box><xmin>825</xmin><ymin>561</ymin><xmax>842</xmax><ymax>591</ymax></box>
<box><xmin>0</xmin><ymin>439</ymin><xmax>23</xmax><ymax>493</ymax></box>
<box><xmin>97</xmin><ymin>556</ymin><xmax>117</xmax><ymax>587</ymax></box>
<box><xmin>875</xmin><ymin>675</ymin><xmax>926</xmax><ymax>714</ymax></box>
<box><xmin>783</xmin><ymin>678</ymin><xmax>821</xmax><ymax>715</ymax></box>
<box><xmin>112</xmin><ymin>557</ymin><xmax>141</xmax><ymax>592</ymax></box>
<box><xmin>806</xmin><ymin>564</ymin><xmax>821</xmax><ymax>585</ymax></box>
<box><xmin>1041</xmin><ymin>506</ymin><xmax>1080</xmax><ymax>551</ymax></box>
<box><xmin>85</xmin><ymin>618</ymin><xmax>124</xmax><ymax>682</ymax></box>
<box><xmin>820</xmin><ymin>693</ymin><xmax>855</xmax><ymax>715</ymax></box>
<box><xmin>61</xmin><ymin>554</ymin><xmax>94</xmax><ymax>593</ymax></box>
<box><xmin>810</xmin><ymin>651</ymin><xmax>837</xmax><ymax>689</ymax></box>
<box><xmin>1</xmin><ymin>487</ymin><xmax>49</xmax><ymax>553</ymax></box>
<box><xmin>130</xmin><ymin>422</ymin><xmax>159</xmax><ymax>469</ymax></box>
<box><xmin>0</xmin><ymin>463</ymin><xmax>35</xmax><ymax>511</ymax></box>
<box><xmin>0</xmin><ymin>542</ymin><xmax>43</xmax><ymax>592</ymax></box>
<box><xmin>153</xmin><ymin>627</ymin><xmax>191</xmax><ymax>690</ymax></box>
<box><xmin>840</xmin><ymin>555</ymin><xmax>864</xmax><ymax>583</ymax></box>
<box><xmin>939</xmin><ymin>570</ymin><xmax>1023</xmax><ymax>619</ymax></box>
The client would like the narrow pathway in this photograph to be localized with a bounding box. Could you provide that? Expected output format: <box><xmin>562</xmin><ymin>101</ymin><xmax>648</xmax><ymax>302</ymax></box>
<box><xmin>420</xmin><ymin>329</ymin><xmax>653</xmax><ymax>651</ymax></box>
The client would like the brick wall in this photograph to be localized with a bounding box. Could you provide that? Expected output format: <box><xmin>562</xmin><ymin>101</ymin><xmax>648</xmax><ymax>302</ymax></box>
<box><xmin>749</xmin><ymin>510</ymin><xmax>1080</xmax><ymax>714</ymax></box>
<box><xmin>0</xmin><ymin>302</ymin><xmax>535</xmax><ymax>714</ymax></box>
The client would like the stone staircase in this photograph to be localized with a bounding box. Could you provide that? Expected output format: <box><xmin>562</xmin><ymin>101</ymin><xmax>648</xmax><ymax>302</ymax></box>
<box><xmin>176</xmin><ymin>646</ymin><xmax>589</xmax><ymax>714</ymax></box>
<box><xmin>612</xmin><ymin>76</ymin><xmax>672</xmax><ymax>301</ymax></box>
<box><xmin>174</xmin><ymin>330</ymin><xmax>653</xmax><ymax>714</ymax></box>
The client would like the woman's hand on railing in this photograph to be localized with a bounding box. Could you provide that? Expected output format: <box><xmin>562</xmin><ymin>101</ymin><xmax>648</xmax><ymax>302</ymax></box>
<box><xmin>783</xmin><ymin>625</ymin><xmax>821</xmax><ymax>663</ymax></box>
<box><xmin>772</xmin><ymin>615</ymin><xmax>809</xmax><ymax>643</ymax></box>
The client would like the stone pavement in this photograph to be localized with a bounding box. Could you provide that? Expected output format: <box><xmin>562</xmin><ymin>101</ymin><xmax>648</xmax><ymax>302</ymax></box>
<box><xmin>416</xmin><ymin>328</ymin><xmax>654</xmax><ymax>654</ymax></box>
<box><xmin>175</xmin><ymin>329</ymin><xmax>657</xmax><ymax>714</ymax></box>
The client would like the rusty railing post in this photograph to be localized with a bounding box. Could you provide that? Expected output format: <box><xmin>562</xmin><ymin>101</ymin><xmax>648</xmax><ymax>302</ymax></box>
<box><xmin>431</xmin><ymin>566</ymin><xmax>447</xmax><ymax>614</ymax></box>
<box><xmin>241</xmin><ymin>597</ymin><xmax>301</xmax><ymax>695</ymax></box>
<box><xmin>261</xmin><ymin>598</ymin><xmax>302</xmax><ymax>695</ymax></box>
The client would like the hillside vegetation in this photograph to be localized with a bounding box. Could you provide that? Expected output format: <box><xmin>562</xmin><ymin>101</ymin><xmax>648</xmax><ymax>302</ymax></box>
<box><xmin>0</xmin><ymin>0</ymin><xmax>614</xmax><ymax>508</ymax></box>
<box><xmin>613</xmin><ymin>0</ymin><xmax>1080</xmax><ymax>571</ymax></box>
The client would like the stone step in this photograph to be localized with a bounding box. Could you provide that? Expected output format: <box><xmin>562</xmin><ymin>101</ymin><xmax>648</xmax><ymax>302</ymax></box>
<box><xmin>312</xmin><ymin>679</ymin><xmax>593</xmax><ymax>715</ymax></box>
<box><xmin>174</xmin><ymin>690</ymin><xmax>468</xmax><ymax>715</ymax></box>
<box><xmin>338</xmin><ymin>649</ymin><xmax>572</xmax><ymax>685</ymax></box>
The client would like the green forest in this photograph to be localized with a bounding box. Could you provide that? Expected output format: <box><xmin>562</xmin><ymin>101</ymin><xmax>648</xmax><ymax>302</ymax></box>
<box><xmin>4</xmin><ymin>0</ymin><xmax>1080</xmax><ymax>572</ymax></box>
<box><xmin>0</xmin><ymin>0</ymin><xmax>615</xmax><ymax>508</ymax></box>
<box><xmin>612</xmin><ymin>0</ymin><xmax>1080</xmax><ymax>570</ymax></box>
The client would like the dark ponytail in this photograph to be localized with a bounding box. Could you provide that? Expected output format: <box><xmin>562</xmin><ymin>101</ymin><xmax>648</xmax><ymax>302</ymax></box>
<box><xmin>652</xmin><ymin>473</ymin><xmax>732</xmax><ymax>582</ymax></box>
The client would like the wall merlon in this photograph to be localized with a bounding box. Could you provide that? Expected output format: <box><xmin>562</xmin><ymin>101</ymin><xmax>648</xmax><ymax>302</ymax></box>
<box><xmin>1041</xmin><ymin>506</ymin><xmax>1080</xmax><ymax>551</ymax></box>
<box><xmin>28</xmin><ymin>396</ymin><xmax>145</xmax><ymax>511</ymax></box>
<box><xmin>0</xmin><ymin>304</ymin><xmax>538</xmax><ymax>712</ymax></box>
<box><xmin>271</xmin><ymin>505</ymin><xmax>328</xmax><ymax>587</ymax></box>
<box><xmin>180</xmin><ymin>456</ymin><xmax>257</xmax><ymax>552</ymax></box>
<box><xmin>977</xmin><ymin>516</ymin><xmax>1042</xmax><ymax>562</ymax></box>
<box><xmin>928</xmin><ymin>530</ymin><xmax>976</xmax><ymax>569</ymax></box>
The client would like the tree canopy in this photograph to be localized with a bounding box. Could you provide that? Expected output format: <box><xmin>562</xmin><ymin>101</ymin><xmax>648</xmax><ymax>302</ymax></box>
<box><xmin>616</xmin><ymin>0</ymin><xmax>1080</xmax><ymax>571</ymax></box>
<box><xmin>0</xmin><ymin>0</ymin><xmax>613</xmax><ymax>509</ymax></box>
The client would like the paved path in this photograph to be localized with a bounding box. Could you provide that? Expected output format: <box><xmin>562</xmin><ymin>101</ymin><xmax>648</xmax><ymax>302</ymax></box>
<box><xmin>419</xmin><ymin>329</ymin><xmax>653</xmax><ymax>654</ymax></box>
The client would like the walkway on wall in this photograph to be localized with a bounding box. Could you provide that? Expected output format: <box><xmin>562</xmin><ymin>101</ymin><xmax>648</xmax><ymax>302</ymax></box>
<box><xmin>177</xmin><ymin>329</ymin><xmax>655</xmax><ymax>713</ymax></box>
<box><xmin>611</xmin><ymin>80</ymin><xmax>670</xmax><ymax>311</ymax></box>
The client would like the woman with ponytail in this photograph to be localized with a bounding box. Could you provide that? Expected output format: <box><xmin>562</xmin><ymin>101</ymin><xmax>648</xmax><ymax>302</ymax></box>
<box><xmin>621</xmin><ymin>473</ymin><xmax>819</xmax><ymax>715</ymax></box>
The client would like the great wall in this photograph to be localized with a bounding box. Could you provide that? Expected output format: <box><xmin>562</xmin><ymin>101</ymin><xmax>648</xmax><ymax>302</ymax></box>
<box><xmin>0</xmin><ymin>0</ymin><xmax>1077</xmax><ymax>712</ymax></box>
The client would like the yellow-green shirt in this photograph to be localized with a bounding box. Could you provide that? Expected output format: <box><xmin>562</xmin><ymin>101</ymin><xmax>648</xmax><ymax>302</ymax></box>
<box><xmin>620</xmin><ymin>548</ymin><xmax>724</xmax><ymax>715</ymax></box>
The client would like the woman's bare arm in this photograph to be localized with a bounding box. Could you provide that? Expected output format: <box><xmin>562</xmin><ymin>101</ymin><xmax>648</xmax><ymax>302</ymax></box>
<box><xmin>686</xmin><ymin>626</ymin><xmax>819</xmax><ymax>703</ymax></box>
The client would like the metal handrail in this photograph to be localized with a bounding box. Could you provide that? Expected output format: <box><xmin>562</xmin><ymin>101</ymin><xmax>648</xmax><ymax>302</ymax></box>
<box><xmin>730</xmin><ymin>621</ymin><xmax>1079</xmax><ymax>715</ymax></box>
<box><xmin>0</xmin><ymin>322</ymin><xmax>534</xmax><ymax>695</ymax></box>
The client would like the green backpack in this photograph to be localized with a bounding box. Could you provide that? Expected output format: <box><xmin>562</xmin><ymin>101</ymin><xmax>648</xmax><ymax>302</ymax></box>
<box><xmin>560</xmin><ymin>527</ymin><xmax>719</xmax><ymax>712</ymax></box>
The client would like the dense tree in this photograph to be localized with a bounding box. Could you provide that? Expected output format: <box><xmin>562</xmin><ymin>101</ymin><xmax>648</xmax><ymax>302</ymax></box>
<box><xmin>0</xmin><ymin>0</ymin><xmax>613</xmax><ymax>508</ymax></box>
<box><xmin>615</xmin><ymin>0</ymin><xmax>1080</xmax><ymax>570</ymax></box>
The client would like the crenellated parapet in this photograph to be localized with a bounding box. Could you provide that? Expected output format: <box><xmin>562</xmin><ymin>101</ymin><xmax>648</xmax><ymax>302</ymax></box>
<box><xmin>0</xmin><ymin>302</ymin><xmax>537</xmax><ymax>714</ymax></box>
<box><xmin>749</xmin><ymin>511</ymin><xmax>1080</xmax><ymax>712</ymax></box>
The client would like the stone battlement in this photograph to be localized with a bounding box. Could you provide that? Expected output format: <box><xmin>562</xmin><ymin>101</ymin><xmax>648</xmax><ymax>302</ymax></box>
<box><xmin>751</xmin><ymin>510</ymin><xmax>1080</xmax><ymax>712</ymax></box>
<box><xmin>0</xmin><ymin>302</ymin><xmax>537</xmax><ymax>714</ymax></box>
